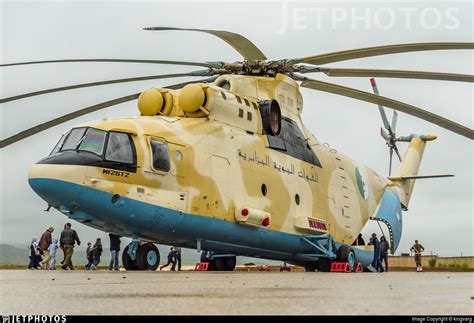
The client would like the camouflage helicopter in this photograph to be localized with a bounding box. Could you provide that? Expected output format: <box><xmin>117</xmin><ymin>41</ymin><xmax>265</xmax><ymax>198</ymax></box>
<box><xmin>1</xmin><ymin>27</ymin><xmax>473</xmax><ymax>271</ymax></box>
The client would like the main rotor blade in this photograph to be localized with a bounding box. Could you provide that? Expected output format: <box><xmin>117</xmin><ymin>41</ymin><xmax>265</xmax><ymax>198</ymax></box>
<box><xmin>0</xmin><ymin>71</ymin><xmax>217</xmax><ymax>103</ymax></box>
<box><xmin>309</xmin><ymin>67</ymin><xmax>474</xmax><ymax>83</ymax></box>
<box><xmin>292</xmin><ymin>43</ymin><xmax>474</xmax><ymax>65</ymax></box>
<box><xmin>300</xmin><ymin>79</ymin><xmax>474</xmax><ymax>139</ymax></box>
<box><xmin>0</xmin><ymin>58</ymin><xmax>211</xmax><ymax>68</ymax></box>
<box><xmin>144</xmin><ymin>26</ymin><xmax>267</xmax><ymax>60</ymax></box>
<box><xmin>0</xmin><ymin>77</ymin><xmax>217</xmax><ymax>148</ymax></box>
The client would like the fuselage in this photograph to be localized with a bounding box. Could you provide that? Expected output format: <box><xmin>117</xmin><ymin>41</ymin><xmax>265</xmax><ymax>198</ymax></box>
<box><xmin>28</xmin><ymin>74</ymin><xmax>392</xmax><ymax>263</ymax></box>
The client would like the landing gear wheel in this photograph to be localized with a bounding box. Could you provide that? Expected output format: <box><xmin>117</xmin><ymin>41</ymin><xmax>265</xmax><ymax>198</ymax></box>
<box><xmin>216</xmin><ymin>256</ymin><xmax>237</xmax><ymax>271</ymax></box>
<box><xmin>122</xmin><ymin>245</ymin><xmax>138</xmax><ymax>271</ymax></box>
<box><xmin>200</xmin><ymin>251</ymin><xmax>217</xmax><ymax>271</ymax></box>
<box><xmin>317</xmin><ymin>258</ymin><xmax>332</xmax><ymax>272</ymax></box>
<box><xmin>304</xmin><ymin>262</ymin><xmax>318</xmax><ymax>272</ymax></box>
<box><xmin>136</xmin><ymin>243</ymin><xmax>160</xmax><ymax>271</ymax></box>
<box><xmin>336</xmin><ymin>244</ymin><xmax>356</xmax><ymax>271</ymax></box>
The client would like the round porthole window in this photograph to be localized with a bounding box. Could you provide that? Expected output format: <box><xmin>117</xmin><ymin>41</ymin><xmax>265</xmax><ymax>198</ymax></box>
<box><xmin>295</xmin><ymin>194</ymin><xmax>300</xmax><ymax>205</ymax></box>
<box><xmin>261</xmin><ymin>184</ymin><xmax>267</xmax><ymax>196</ymax></box>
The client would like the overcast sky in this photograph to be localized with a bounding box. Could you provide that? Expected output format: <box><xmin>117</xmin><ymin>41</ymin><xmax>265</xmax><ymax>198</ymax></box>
<box><xmin>1</xmin><ymin>0</ymin><xmax>472</xmax><ymax>256</ymax></box>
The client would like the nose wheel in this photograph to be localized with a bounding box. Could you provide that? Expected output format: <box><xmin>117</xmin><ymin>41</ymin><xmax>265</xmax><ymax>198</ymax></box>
<box><xmin>122</xmin><ymin>242</ymin><xmax>160</xmax><ymax>271</ymax></box>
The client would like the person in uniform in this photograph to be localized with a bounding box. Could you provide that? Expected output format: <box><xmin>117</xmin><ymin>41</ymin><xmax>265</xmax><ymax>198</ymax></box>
<box><xmin>380</xmin><ymin>236</ymin><xmax>390</xmax><ymax>272</ymax></box>
<box><xmin>410</xmin><ymin>240</ymin><xmax>425</xmax><ymax>272</ymax></box>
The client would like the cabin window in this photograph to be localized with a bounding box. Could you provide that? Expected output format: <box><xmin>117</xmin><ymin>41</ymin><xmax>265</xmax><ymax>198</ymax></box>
<box><xmin>78</xmin><ymin>128</ymin><xmax>107</xmax><ymax>156</ymax></box>
<box><xmin>261</xmin><ymin>184</ymin><xmax>267</xmax><ymax>196</ymax></box>
<box><xmin>151</xmin><ymin>139</ymin><xmax>170</xmax><ymax>172</ymax></box>
<box><xmin>61</xmin><ymin>127</ymin><xmax>87</xmax><ymax>151</ymax></box>
<box><xmin>217</xmin><ymin>80</ymin><xmax>231</xmax><ymax>90</ymax></box>
<box><xmin>247</xmin><ymin>111</ymin><xmax>252</xmax><ymax>121</ymax></box>
<box><xmin>105</xmin><ymin>132</ymin><xmax>134</xmax><ymax>164</ymax></box>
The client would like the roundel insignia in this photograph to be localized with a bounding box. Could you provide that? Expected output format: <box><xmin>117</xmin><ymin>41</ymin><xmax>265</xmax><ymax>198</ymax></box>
<box><xmin>355</xmin><ymin>167</ymin><xmax>369</xmax><ymax>200</ymax></box>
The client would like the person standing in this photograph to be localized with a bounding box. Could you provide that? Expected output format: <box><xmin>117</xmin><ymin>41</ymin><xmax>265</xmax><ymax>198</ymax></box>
<box><xmin>410</xmin><ymin>240</ymin><xmax>425</xmax><ymax>272</ymax></box>
<box><xmin>352</xmin><ymin>233</ymin><xmax>366</xmax><ymax>246</ymax></box>
<box><xmin>60</xmin><ymin>223</ymin><xmax>81</xmax><ymax>270</ymax></box>
<box><xmin>174</xmin><ymin>247</ymin><xmax>182</xmax><ymax>271</ymax></box>
<box><xmin>91</xmin><ymin>238</ymin><xmax>103</xmax><ymax>269</ymax></box>
<box><xmin>85</xmin><ymin>242</ymin><xmax>94</xmax><ymax>270</ymax></box>
<box><xmin>380</xmin><ymin>236</ymin><xmax>390</xmax><ymax>272</ymax></box>
<box><xmin>39</xmin><ymin>227</ymin><xmax>54</xmax><ymax>270</ymax></box>
<box><xmin>370</xmin><ymin>233</ymin><xmax>382</xmax><ymax>272</ymax></box>
<box><xmin>108</xmin><ymin>234</ymin><xmax>121</xmax><ymax>271</ymax></box>
<box><xmin>48</xmin><ymin>238</ymin><xmax>59</xmax><ymax>270</ymax></box>
<box><xmin>27</xmin><ymin>237</ymin><xmax>42</xmax><ymax>270</ymax></box>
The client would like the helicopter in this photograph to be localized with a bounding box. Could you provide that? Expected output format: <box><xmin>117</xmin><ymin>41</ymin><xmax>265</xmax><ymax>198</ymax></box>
<box><xmin>1</xmin><ymin>27</ymin><xmax>473</xmax><ymax>271</ymax></box>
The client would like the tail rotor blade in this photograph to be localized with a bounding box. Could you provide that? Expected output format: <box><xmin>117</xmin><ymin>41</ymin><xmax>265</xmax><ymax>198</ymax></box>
<box><xmin>389</xmin><ymin>148</ymin><xmax>393</xmax><ymax>176</ymax></box>
<box><xmin>393</xmin><ymin>144</ymin><xmax>403</xmax><ymax>162</ymax></box>
<box><xmin>380</xmin><ymin>127</ymin><xmax>390</xmax><ymax>142</ymax></box>
<box><xmin>391</xmin><ymin>111</ymin><xmax>398</xmax><ymax>134</ymax></box>
<box><xmin>370</xmin><ymin>78</ymin><xmax>391</xmax><ymax>132</ymax></box>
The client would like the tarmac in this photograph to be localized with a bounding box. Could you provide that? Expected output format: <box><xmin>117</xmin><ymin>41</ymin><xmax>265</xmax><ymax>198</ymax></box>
<box><xmin>0</xmin><ymin>270</ymin><xmax>472</xmax><ymax>315</ymax></box>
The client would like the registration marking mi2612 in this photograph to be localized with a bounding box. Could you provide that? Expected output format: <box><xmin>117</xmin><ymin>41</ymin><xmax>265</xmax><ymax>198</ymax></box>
<box><xmin>102</xmin><ymin>169</ymin><xmax>130</xmax><ymax>178</ymax></box>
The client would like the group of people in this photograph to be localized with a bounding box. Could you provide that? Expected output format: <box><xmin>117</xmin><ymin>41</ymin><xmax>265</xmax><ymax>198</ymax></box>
<box><xmin>28</xmin><ymin>223</ymin><xmax>122</xmax><ymax>271</ymax></box>
<box><xmin>159</xmin><ymin>246</ymin><xmax>182</xmax><ymax>271</ymax></box>
<box><xmin>353</xmin><ymin>233</ymin><xmax>425</xmax><ymax>272</ymax></box>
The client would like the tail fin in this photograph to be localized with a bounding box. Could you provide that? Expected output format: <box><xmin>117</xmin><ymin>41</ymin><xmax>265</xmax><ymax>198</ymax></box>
<box><xmin>388</xmin><ymin>134</ymin><xmax>437</xmax><ymax>208</ymax></box>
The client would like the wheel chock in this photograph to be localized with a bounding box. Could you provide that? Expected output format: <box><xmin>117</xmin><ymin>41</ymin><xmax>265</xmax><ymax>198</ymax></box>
<box><xmin>195</xmin><ymin>262</ymin><xmax>209</xmax><ymax>271</ymax></box>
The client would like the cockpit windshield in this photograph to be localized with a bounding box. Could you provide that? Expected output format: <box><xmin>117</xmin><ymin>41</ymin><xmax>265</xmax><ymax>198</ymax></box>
<box><xmin>50</xmin><ymin>127</ymin><xmax>136</xmax><ymax>166</ymax></box>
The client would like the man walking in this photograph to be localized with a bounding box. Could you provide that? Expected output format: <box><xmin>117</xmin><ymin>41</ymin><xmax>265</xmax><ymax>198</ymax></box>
<box><xmin>60</xmin><ymin>223</ymin><xmax>81</xmax><ymax>270</ymax></box>
<box><xmin>410</xmin><ymin>240</ymin><xmax>425</xmax><ymax>272</ymax></box>
<box><xmin>108</xmin><ymin>234</ymin><xmax>121</xmax><ymax>271</ymax></box>
<box><xmin>39</xmin><ymin>227</ymin><xmax>54</xmax><ymax>269</ymax></box>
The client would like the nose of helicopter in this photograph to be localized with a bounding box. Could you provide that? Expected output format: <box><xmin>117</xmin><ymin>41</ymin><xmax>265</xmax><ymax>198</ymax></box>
<box><xmin>28</xmin><ymin>164</ymin><xmax>83</xmax><ymax>207</ymax></box>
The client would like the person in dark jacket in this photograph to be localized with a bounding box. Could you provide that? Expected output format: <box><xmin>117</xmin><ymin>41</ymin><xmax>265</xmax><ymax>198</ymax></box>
<box><xmin>85</xmin><ymin>242</ymin><xmax>94</xmax><ymax>270</ymax></box>
<box><xmin>380</xmin><ymin>236</ymin><xmax>390</xmax><ymax>272</ymax></box>
<box><xmin>59</xmin><ymin>223</ymin><xmax>81</xmax><ymax>270</ymax></box>
<box><xmin>27</xmin><ymin>237</ymin><xmax>42</xmax><ymax>270</ymax></box>
<box><xmin>370</xmin><ymin>233</ymin><xmax>382</xmax><ymax>272</ymax></box>
<box><xmin>91</xmin><ymin>238</ymin><xmax>103</xmax><ymax>269</ymax></box>
<box><xmin>39</xmin><ymin>227</ymin><xmax>54</xmax><ymax>270</ymax></box>
<box><xmin>108</xmin><ymin>234</ymin><xmax>121</xmax><ymax>271</ymax></box>
<box><xmin>352</xmin><ymin>233</ymin><xmax>366</xmax><ymax>246</ymax></box>
<box><xmin>159</xmin><ymin>247</ymin><xmax>176</xmax><ymax>271</ymax></box>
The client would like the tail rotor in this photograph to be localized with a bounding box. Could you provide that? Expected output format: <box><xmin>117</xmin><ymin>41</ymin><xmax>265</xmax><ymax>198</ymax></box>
<box><xmin>370</xmin><ymin>78</ymin><xmax>405</xmax><ymax>175</ymax></box>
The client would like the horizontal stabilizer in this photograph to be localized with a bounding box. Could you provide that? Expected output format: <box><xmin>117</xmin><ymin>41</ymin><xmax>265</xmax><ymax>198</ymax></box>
<box><xmin>388</xmin><ymin>174</ymin><xmax>454</xmax><ymax>181</ymax></box>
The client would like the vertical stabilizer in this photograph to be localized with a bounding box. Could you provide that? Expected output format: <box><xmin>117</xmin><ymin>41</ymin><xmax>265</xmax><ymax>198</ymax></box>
<box><xmin>389</xmin><ymin>134</ymin><xmax>436</xmax><ymax>208</ymax></box>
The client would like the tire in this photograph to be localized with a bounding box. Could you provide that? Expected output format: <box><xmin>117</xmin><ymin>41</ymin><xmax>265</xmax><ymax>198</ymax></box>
<box><xmin>200</xmin><ymin>251</ymin><xmax>217</xmax><ymax>271</ymax></box>
<box><xmin>136</xmin><ymin>243</ymin><xmax>160</xmax><ymax>271</ymax></box>
<box><xmin>216</xmin><ymin>256</ymin><xmax>237</xmax><ymax>271</ymax></box>
<box><xmin>122</xmin><ymin>245</ymin><xmax>138</xmax><ymax>271</ymax></box>
<box><xmin>304</xmin><ymin>262</ymin><xmax>318</xmax><ymax>272</ymax></box>
<box><xmin>317</xmin><ymin>258</ymin><xmax>332</xmax><ymax>272</ymax></box>
<box><xmin>336</xmin><ymin>244</ymin><xmax>356</xmax><ymax>271</ymax></box>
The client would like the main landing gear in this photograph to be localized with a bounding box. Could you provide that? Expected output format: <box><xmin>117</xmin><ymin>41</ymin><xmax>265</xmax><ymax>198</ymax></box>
<box><xmin>304</xmin><ymin>244</ymin><xmax>356</xmax><ymax>272</ymax></box>
<box><xmin>201</xmin><ymin>251</ymin><xmax>236</xmax><ymax>271</ymax></box>
<box><xmin>122</xmin><ymin>242</ymin><xmax>160</xmax><ymax>271</ymax></box>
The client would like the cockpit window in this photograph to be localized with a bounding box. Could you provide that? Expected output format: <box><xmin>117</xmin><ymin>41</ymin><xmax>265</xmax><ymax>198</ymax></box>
<box><xmin>50</xmin><ymin>133</ymin><xmax>68</xmax><ymax>155</ymax></box>
<box><xmin>78</xmin><ymin>128</ymin><xmax>107</xmax><ymax>156</ymax></box>
<box><xmin>105</xmin><ymin>132</ymin><xmax>134</xmax><ymax>164</ymax></box>
<box><xmin>150</xmin><ymin>139</ymin><xmax>170</xmax><ymax>172</ymax></box>
<box><xmin>61</xmin><ymin>128</ymin><xmax>87</xmax><ymax>151</ymax></box>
